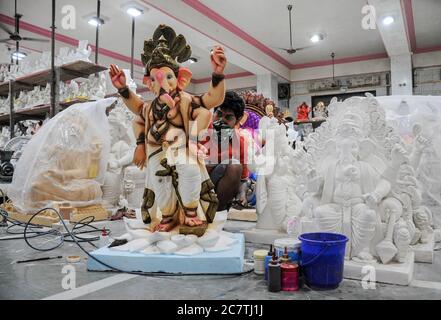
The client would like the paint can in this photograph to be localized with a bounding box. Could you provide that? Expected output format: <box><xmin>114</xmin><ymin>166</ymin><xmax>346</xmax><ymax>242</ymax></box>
<box><xmin>253</xmin><ymin>250</ymin><xmax>267</xmax><ymax>275</ymax></box>
<box><xmin>274</xmin><ymin>238</ymin><xmax>301</xmax><ymax>263</ymax></box>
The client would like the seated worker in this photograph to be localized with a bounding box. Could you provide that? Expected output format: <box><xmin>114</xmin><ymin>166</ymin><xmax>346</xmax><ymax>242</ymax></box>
<box><xmin>201</xmin><ymin>91</ymin><xmax>251</xmax><ymax>211</ymax></box>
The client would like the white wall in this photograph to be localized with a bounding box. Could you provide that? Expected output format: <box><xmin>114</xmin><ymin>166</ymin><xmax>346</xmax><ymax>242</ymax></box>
<box><xmin>413</xmin><ymin>51</ymin><xmax>441</xmax><ymax>68</ymax></box>
<box><xmin>191</xmin><ymin>75</ymin><xmax>257</xmax><ymax>94</ymax></box>
<box><xmin>290</xmin><ymin>58</ymin><xmax>391</xmax><ymax>82</ymax></box>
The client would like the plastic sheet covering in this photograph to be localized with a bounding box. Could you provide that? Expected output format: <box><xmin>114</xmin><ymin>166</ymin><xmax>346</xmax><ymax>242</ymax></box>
<box><xmin>376</xmin><ymin>95</ymin><xmax>441</xmax><ymax>147</ymax></box>
<box><xmin>8</xmin><ymin>98</ymin><xmax>116</xmax><ymax>213</ymax></box>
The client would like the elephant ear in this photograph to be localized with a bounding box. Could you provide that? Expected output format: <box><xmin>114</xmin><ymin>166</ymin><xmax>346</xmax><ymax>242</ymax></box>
<box><xmin>177</xmin><ymin>67</ymin><xmax>192</xmax><ymax>90</ymax></box>
<box><xmin>143</xmin><ymin>75</ymin><xmax>153</xmax><ymax>91</ymax></box>
<box><xmin>359</xmin><ymin>138</ymin><xmax>376</xmax><ymax>160</ymax></box>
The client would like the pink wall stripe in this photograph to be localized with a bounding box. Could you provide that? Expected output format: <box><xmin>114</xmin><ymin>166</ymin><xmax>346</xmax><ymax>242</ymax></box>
<box><xmin>291</xmin><ymin>52</ymin><xmax>389</xmax><ymax>69</ymax></box>
<box><xmin>182</xmin><ymin>0</ymin><xmax>292</xmax><ymax>69</ymax></box>
<box><xmin>401</xmin><ymin>0</ymin><xmax>417</xmax><ymax>53</ymax></box>
<box><xmin>141</xmin><ymin>0</ymin><xmax>290</xmax><ymax>81</ymax></box>
<box><xmin>0</xmin><ymin>13</ymin><xmax>144</xmax><ymax>66</ymax></box>
<box><xmin>0</xmin><ymin>13</ymin><xmax>246</xmax><ymax>84</ymax></box>
<box><xmin>415</xmin><ymin>45</ymin><xmax>441</xmax><ymax>54</ymax></box>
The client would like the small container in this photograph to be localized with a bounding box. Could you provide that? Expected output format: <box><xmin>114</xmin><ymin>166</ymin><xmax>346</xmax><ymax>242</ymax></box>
<box><xmin>281</xmin><ymin>263</ymin><xmax>299</xmax><ymax>291</ymax></box>
<box><xmin>268</xmin><ymin>253</ymin><xmax>281</xmax><ymax>292</ymax></box>
<box><xmin>274</xmin><ymin>238</ymin><xmax>301</xmax><ymax>263</ymax></box>
<box><xmin>99</xmin><ymin>228</ymin><xmax>110</xmax><ymax>248</ymax></box>
<box><xmin>264</xmin><ymin>244</ymin><xmax>273</xmax><ymax>281</ymax></box>
<box><xmin>253</xmin><ymin>250</ymin><xmax>267</xmax><ymax>275</ymax></box>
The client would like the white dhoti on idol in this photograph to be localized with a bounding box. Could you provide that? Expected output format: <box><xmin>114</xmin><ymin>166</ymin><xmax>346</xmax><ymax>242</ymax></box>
<box><xmin>314</xmin><ymin>161</ymin><xmax>390</xmax><ymax>260</ymax></box>
<box><xmin>142</xmin><ymin>137</ymin><xmax>216</xmax><ymax>230</ymax></box>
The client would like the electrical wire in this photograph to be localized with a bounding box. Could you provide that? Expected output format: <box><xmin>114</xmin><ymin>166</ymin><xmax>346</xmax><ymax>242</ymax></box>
<box><xmin>0</xmin><ymin>209</ymin><xmax>108</xmax><ymax>248</ymax></box>
<box><xmin>0</xmin><ymin>201</ymin><xmax>254</xmax><ymax>277</ymax></box>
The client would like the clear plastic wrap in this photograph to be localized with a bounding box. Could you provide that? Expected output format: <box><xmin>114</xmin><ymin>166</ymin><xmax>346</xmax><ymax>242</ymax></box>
<box><xmin>8</xmin><ymin>98</ymin><xmax>116</xmax><ymax>213</ymax></box>
<box><xmin>376</xmin><ymin>95</ymin><xmax>441</xmax><ymax>147</ymax></box>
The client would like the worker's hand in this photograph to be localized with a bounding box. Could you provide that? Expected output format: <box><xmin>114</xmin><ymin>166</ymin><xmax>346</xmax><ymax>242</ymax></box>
<box><xmin>133</xmin><ymin>144</ymin><xmax>146</xmax><ymax>170</ymax></box>
<box><xmin>109</xmin><ymin>64</ymin><xmax>127</xmax><ymax>90</ymax></box>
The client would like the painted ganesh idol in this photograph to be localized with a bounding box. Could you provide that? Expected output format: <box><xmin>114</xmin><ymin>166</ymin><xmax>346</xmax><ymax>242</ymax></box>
<box><xmin>109</xmin><ymin>25</ymin><xmax>226</xmax><ymax>237</ymax></box>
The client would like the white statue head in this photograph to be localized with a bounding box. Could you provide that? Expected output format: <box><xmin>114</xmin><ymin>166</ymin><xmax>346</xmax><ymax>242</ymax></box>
<box><xmin>108</xmin><ymin>107</ymin><xmax>131</xmax><ymax>145</ymax></box>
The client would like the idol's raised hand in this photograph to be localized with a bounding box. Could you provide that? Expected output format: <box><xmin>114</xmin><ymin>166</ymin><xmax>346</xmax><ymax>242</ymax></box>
<box><xmin>109</xmin><ymin>64</ymin><xmax>126</xmax><ymax>90</ymax></box>
<box><xmin>210</xmin><ymin>45</ymin><xmax>227</xmax><ymax>74</ymax></box>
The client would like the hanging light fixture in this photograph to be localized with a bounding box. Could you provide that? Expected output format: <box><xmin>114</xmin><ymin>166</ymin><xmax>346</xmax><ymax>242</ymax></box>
<box><xmin>11</xmin><ymin>50</ymin><xmax>26</xmax><ymax>60</ymax></box>
<box><xmin>331</xmin><ymin>52</ymin><xmax>337</xmax><ymax>87</ymax></box>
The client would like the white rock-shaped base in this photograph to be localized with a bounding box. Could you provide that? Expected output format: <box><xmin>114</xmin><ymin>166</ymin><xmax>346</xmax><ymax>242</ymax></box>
<box><xmin>344</xmin><ymin>252</ymin><xmax>415</xmax><ymax>286</ymax></box>
<box><xmin>412</xmin><ymin>232</ymin><xmax>435</xmax><ymax>263</ymax></box>
<box><xmin>108</xmin><ymin>212</ymin><xmax>237</xmax><ymax>256</ymax></box>
<box><xmin>242</xmin><ymin>228</ymin><xmax>293</xmax><ymax>245</ymax></box>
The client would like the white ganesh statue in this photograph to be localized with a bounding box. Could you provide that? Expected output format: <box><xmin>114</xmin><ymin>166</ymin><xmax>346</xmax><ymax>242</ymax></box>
<box><xmin>255</xmin><ymin>120</ymin><xmax>303</xmax><ymax>234</ymax></box>
<box><xmin>295</xmin><ymin>94</ymin><xmax>433</xmax><ymax>265</ymax></box>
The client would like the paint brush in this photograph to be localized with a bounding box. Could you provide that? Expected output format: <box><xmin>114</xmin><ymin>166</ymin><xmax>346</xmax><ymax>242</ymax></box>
<box><xmin>17</xmin><ymin>256</ymin><xmax>63</xmax><ymax>264</ymax></box>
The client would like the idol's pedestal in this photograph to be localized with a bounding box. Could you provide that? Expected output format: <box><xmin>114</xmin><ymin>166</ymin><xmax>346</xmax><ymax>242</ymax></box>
<box><xmin>299</xmin><ymin>217</ymin><xmax>418</xmax><ymax>285</ymax></box>
<box><xmin>88</xmin><ymin>210</ymin><xmax>245</xmax><ymax>274</ymax></box>
<box><xmin>227</xmin><ymin>208</ymin><xmax>257</xmax><ymax>222</ymax></box>
<box><xmin>242</xmin><ymin>228</ymin><xmax>291</xmax><ymax>245</ymax></box>
<box><xmin>344</xmin><ymin>252</ymin><xmax>415</xmax><ymax>286</ymax></box>
<box><xmin>87</xmin><ymin>233</ymin><xmax>245</xmax><ymax>274</ymax></box>
<box><xmin>412</xmin><ymin>232</ymin><xmax>435</xmax><ymax>263</ymax></box>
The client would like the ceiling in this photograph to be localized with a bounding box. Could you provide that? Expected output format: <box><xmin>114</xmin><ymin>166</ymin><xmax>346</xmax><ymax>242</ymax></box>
<box><xmin>198</xmin><ymin>0</ymin><xmax>387</xmax><ymax>65</ymax></box>
<box><xmin>0</xmin><ymin>0</ymin><xmax>248</xmax><ymax>86</ymax></box>
<box><xmin>412</xmin><ymin>0</ymin><xmax>441</xmax><ymax>49</ymax></box>
<box><xmin>0</xmin><ymin>0</ymin><xmax>440</xmax><ymax>85</ymax></box>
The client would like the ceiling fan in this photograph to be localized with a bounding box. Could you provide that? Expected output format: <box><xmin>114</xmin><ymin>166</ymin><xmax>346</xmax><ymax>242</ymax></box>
<box><xmin>0</xmin><ymin>0</ymin><xmax>48</xmax><ymax>60</ymax></box>
<box><xmin>274</xmin><ymin>4</ymin><xmax>314</xmax><ymax>55</ymax></box>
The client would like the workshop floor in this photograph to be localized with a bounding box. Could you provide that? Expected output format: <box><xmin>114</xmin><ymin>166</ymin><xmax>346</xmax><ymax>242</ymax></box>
<box><xmin>1</xmin><ymin>219</ymin><xmax>441</xmax><ymax>300</ymax></box>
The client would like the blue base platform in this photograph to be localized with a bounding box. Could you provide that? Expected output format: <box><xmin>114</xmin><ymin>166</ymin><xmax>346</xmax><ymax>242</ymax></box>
<box><xmin>87</xmin><ymin>233</ymin><xmax>245</xmax><ymax>274</ymax></box>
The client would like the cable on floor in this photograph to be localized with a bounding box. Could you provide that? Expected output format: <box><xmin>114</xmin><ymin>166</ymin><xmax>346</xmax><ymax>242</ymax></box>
<box><xmin>0</xmin><ymin>200</ymin><xmax>254</xmax><ymax>278</ymax></box>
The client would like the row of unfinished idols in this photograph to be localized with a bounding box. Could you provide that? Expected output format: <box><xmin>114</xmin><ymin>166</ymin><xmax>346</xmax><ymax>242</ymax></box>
<box><xmin>5</xmin><ymin>90</ymin><xmax>440</xmax><ymax>265</ymax></box>
<box><xmin>255</xmin><ymin>94</ymin><xmax>440</xmax><ymax>266</ymax></box>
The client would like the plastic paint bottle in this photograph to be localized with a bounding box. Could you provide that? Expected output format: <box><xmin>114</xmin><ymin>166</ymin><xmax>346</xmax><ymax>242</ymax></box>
<box><xmin>264</xmin><ymin>244</ymin><xmax>273</xmax><ymax>281</ymax></box>
<box><xmin>280</xmin><ymin>247</ymin><xmax>292</xmax><ymax>264</ymax></box>
<box><xmin>268</xmin><ymin>253</ymin><xmax>281</xmax><ymax>292</ymax></box>
<box><xmin>281</xmin><ymin>263</ymin><xmax>299</xmax><ymax>291</ymax></box>
<box><xmin>99</xmin><ymin>228</ymin><xmax>110</xmax><ymax>248</ymax></box>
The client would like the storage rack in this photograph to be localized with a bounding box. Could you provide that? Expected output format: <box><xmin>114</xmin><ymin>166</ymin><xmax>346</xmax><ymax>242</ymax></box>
<box><xmin>0</xmin><ymin>0</ymin><xmax>108</xmax><ymax>139</ymax></box>
<box><xmin>0</xmin><ymin>60</ymin><xmax>107</xmax><ymax>137</ymax></box>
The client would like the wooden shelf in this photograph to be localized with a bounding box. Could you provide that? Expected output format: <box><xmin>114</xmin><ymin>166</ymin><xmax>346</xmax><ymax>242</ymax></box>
<box><xmin>0</xmin><ymin>60</ymin><xmax>107</xmax><ymax>96</ymax></box>
<box><xmin>0</xmin><ymin>99</ymin><xmax>94</xmax><ymax>125</ymax></box>
<box><xmin>0</xmin><ymin>113</ymin><xmax>11</xmax><ymax>125</ymax></box>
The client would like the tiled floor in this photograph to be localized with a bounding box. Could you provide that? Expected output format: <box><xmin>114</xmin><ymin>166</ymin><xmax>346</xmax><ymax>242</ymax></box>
<box><xmin>0</xmin><ymin>219</ymin><xmax>440</xmax><ymax>300</ymax></box>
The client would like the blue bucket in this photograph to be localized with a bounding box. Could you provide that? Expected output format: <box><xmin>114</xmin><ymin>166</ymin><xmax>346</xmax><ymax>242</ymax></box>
<box><xmin>298</xmin><ymin>233</ymin><xmax>348</xmax><ymax>290</ymax></box>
